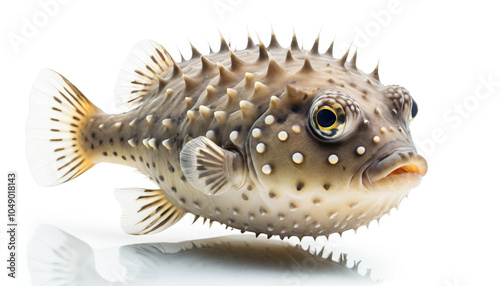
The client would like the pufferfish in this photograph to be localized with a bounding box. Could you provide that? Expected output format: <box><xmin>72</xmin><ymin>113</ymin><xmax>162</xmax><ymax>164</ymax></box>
<box><xmin>26</xmin><ymin>32</ymin><xmax>428</xmax><ymax>239</ymax></box>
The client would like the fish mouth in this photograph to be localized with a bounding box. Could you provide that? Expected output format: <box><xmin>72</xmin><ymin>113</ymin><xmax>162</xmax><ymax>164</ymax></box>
<box><xmin>362</xmin><ymin>149</ymin><xmax>428</xmax><ymax>191</ymax></box>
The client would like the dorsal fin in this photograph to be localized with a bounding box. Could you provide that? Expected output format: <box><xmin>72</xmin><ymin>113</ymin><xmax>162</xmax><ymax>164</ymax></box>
<box><xmin>114</xmin><ymin>40</ymin><xmax>174</xmax><ymax>112</ymax></box>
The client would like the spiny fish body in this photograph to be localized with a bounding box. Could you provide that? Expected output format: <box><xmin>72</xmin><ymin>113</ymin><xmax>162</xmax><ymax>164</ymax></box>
<box><xmin>27</xmin><ymin>32</ymin><xmax>427</xmax><ymax>238</ymax></box>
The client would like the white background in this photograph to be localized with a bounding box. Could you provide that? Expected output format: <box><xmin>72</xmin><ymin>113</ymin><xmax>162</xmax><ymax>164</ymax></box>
<box><xmin>1</xmin><ymin>0</ymin><xmax>500</xmax><ymax>285</ymax></box>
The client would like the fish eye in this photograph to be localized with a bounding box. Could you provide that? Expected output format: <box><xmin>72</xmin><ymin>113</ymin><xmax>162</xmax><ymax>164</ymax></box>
<box><xmin>309</xmin><ymin>99</ymin><xmax>346</xmax><ymax>140</ymax></box>
<box><xmin>308</xmin><ymin>91</ymin><xmax>361</xmax><ymax>142</ymax></box>
<box><xmin>316</xmin><ymin>106</ymin><xmax>338</xmax><ymax>131</ymax></box>
<box><xmin>410</xmin><ymin>98</ymin><xmax>418</xmax><ymax>120</ymax></box>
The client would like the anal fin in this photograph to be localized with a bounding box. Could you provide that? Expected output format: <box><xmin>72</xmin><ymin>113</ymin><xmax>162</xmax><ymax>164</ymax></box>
<box><xmin>114</xmin><ymin>188</ymin><xmax>185</xmax><ymax>235</ymax></box>
<box><xmin>180</xmin><ymin>136</ymin><xmax>246</xmax><ymax>196</ymax></box>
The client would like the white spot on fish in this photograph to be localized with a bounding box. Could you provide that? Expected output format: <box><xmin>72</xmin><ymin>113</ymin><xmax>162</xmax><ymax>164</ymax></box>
<box><xmin>356</xmin><ymin>146</ymin><xmax>366</xmax><ymax>155</ymax></box>
<box><xmin>373</xmin><ymin>136</ymin><xmax>380</xmax><ymax>143</ymax></box>
<box><xmin>206</xmin><ymin>130</ymin><xmax>216</xmax><ymax>141</ymax></box>
<box><xmin>380</xmin><ymin>127</ymin><xmax>387</xmax><ymax>134</ymax></box>
<box><xmin>278</xmin><ymin>131</ymin><xmax>288</xmax><ymax>141</ymax></box>
<box><xmin>146</xmin><ymin>115</ymin><xmax>154</xmax><ymax>125</ymax></box>
<box><xmin>128</xmin><ymin>138</ymin><xmax>136</xmax><ymax>147</ymax></box>
<box><xmin>262</xmin><ymin>164</ymin><xmax>272</xmax><ymax>175</ymax></box>
<box><xmin>292</xmin><ymin>152</ymin><xmax>304</xmax><ymax>164</ymax></box>
<box><xmin>114</xmin><ymin>122</ymin><xmax>122</xmax><ymax>130</ymax></box>
<box><xmin>265</xmin><ymin>115</ymin><xmax>275</xmax><ymax>125</ymax></box>
<box><xmin>230</xmin><ymin>130</ymin><xmax>239</xmax><ymax>143</ymax></box>
<box><xmin>252</xmin><ymin>128</ymin><xmax>262</xmax><ymax>138</ymax></box>
<box><xmin>256</xmin><ymin>143</ymin><xmax>266</xmax><ymax>153</ymax></box>
<box><xmin>328</xmin><ymin>154</ymin><xmax>339</xmax><ymax>165</ymax></box>
<box><xmin>98</xmin><ymin>124</ymin><xmax>104</xmax><ymax>130</ymax></box>
<box><xmin>292</xmin><ymin>125</ymin><xmax>301</xmax><ymax>134</ymax></box>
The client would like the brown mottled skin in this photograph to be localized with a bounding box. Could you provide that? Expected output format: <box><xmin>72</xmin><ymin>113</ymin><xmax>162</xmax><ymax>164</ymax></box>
<box><xmin>27</xmin><ymin>33</ymin><xmax>427</xmax><ymax>238</ymax></box>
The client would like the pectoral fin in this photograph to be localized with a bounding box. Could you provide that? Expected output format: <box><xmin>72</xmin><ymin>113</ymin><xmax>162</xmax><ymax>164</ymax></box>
<box><xmin>180</xmin><ymin>136</ymin><xmax>246</xmax><ymax>196</ymax></box>
<box><xmin>114</xmin><ymin>188</ymin><xmax>185</xmax><ymax>235</ymax></box>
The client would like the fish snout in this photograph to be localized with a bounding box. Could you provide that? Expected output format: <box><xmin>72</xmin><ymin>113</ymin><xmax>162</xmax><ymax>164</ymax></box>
<box><xmin>363</xmin><ymin>150</ymin><xmax>428</xmax><ymax>190</ymax></box>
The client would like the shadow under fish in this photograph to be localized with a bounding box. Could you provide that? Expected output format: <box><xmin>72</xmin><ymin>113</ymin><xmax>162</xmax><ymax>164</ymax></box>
<box><xmin>28</xmin><ymin>225</ymin><xmax>377</xmax><ymax>285</ymax></box>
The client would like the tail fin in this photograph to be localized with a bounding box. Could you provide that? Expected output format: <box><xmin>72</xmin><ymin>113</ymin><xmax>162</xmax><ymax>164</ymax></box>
<box><xmin>26</xmin><ymin>69</ymin><xmax>100</xmax><ymax>186</ymax></box>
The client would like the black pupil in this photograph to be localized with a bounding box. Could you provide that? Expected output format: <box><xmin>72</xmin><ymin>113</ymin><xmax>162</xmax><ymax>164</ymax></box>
<box><xmin>411</xmin><ymin>98</ymin><xmax>418</xmax><ymax>118</ymax></box>
<box><xmin>317</xmin><ymin>108</ymin><xmax>337</xmax><ymax>128</ymax></box>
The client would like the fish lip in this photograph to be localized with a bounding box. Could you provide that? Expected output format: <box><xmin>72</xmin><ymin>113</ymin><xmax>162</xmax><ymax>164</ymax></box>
<box><xmin>360</xmin><ymin>148</ymin><xmax>428</xmax><ymax>190</ymax></box>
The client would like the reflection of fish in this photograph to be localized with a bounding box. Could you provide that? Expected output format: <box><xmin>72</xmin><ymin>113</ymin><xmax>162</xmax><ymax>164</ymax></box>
<box><xmin>28</xmin><ymin>225</ymin><xmax>376</xmax><ymax>286</ymax></box>
<box><xmin>26</xmin><ymin>32</ymin><xmax>427</xmax><ymax>238</ymax></box>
